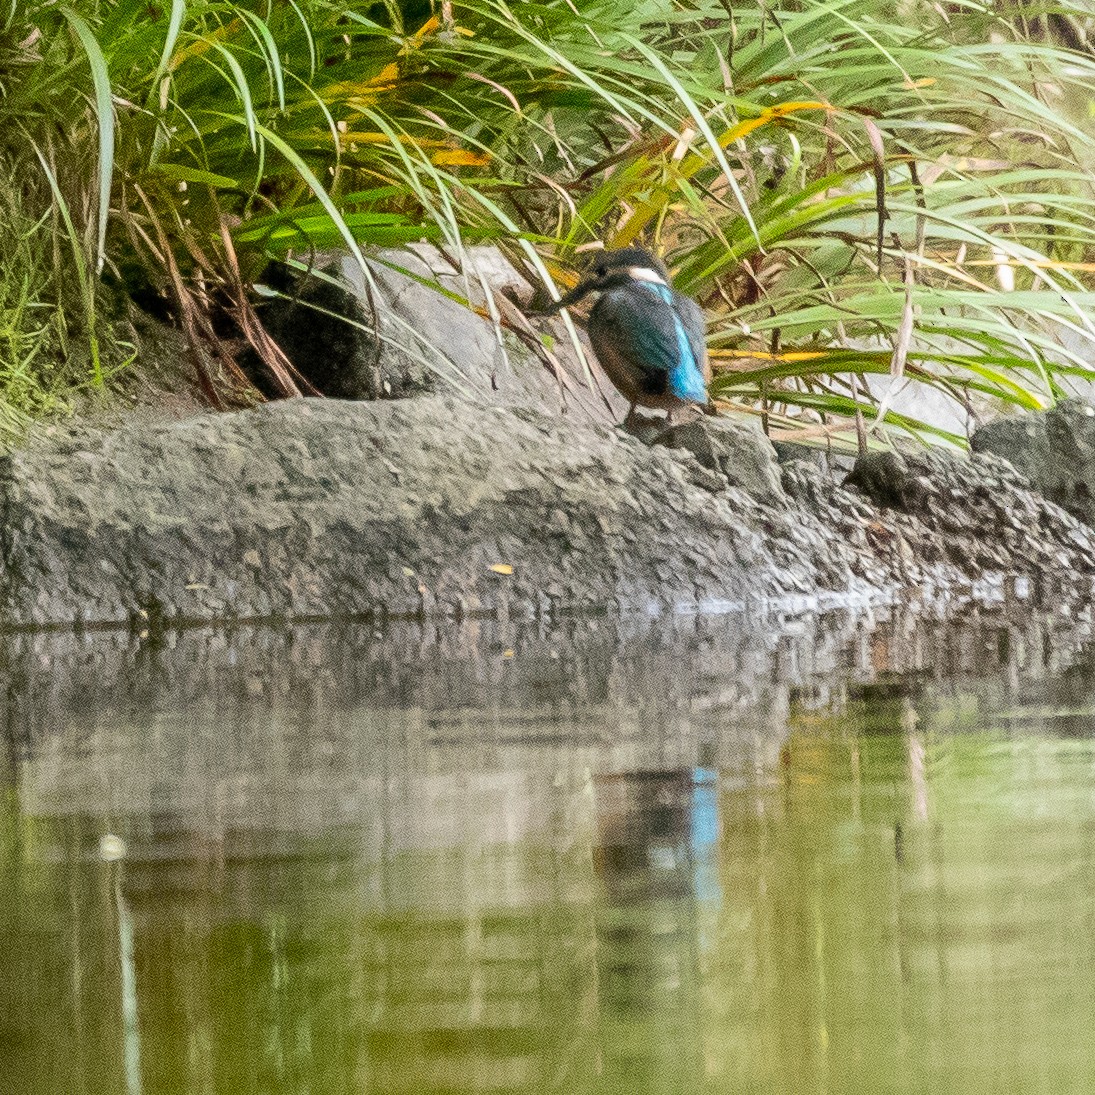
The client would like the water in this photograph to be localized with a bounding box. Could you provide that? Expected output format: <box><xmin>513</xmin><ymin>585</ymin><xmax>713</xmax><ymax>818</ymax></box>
<box><xmin>4</xmin><ymin>605</ymin><xmax>1095</xmax><ymax>1094</ymax></box>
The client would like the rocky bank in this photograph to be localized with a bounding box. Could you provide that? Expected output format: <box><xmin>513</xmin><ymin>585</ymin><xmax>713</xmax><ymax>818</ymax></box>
<box><xmin>2</xmin><ymin>246</ymin><xmax>1094</xmax><ymax>630</ymax></box>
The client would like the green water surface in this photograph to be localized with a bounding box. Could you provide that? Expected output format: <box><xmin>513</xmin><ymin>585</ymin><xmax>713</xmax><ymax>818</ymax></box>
<box><xmin>4</xmin><ymin>607</ymin><xmax>1095</xmax><ymax>1094</ymax></box>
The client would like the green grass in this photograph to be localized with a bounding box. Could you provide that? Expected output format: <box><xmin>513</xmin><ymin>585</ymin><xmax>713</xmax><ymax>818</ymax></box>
<box><xmin>0</xmin><ymin>0</ymin><xmax>1093</xmax><ymax>445</ymax></box>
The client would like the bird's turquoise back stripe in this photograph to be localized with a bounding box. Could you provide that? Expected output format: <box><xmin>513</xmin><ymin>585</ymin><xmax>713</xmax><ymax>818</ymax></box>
<box><xmin>639</xmin><ymin>281</ymin><xmax>707</xmax><ymax>403</ymax></box>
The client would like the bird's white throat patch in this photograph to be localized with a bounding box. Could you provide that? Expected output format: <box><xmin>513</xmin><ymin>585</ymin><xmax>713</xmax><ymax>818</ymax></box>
<box><xmin>626</xmin><ymin>266</ymin><xmax>668</xmax><ymax>285</ymax></box>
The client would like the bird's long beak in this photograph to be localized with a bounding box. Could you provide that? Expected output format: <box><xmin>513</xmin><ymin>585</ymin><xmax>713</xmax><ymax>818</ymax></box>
<box><xmin>540</xmin><ymin>276</ymin><xmax>598</xmax><ymax>315</ymax></box>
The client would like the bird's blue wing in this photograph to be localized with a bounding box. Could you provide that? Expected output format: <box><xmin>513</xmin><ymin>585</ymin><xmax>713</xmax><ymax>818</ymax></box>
<box><xmin>674</xmin><ymin>293</ymin><xmax>710</xmax><ymax>382</ymax></box>
<box><xmin>590</xmin><ymin>283</ymin><xmax>707</xmax><ymax>403</ymax></box>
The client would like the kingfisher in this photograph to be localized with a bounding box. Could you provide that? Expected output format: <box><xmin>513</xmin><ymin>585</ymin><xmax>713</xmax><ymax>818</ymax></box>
<box><xmin>543</xmin><ymin>247</ymin><xmax>710</xmax><ymax>428</ymax></box>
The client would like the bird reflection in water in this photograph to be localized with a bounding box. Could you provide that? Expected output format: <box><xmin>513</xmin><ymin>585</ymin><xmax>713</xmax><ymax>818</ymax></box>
<box><xmin>593</xmin><ymin>768</ymin><xmax>720</xmax><ymax>1091</ymax></box>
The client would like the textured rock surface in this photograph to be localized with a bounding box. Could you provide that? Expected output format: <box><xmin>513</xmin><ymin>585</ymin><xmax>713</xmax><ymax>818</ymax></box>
<box><xmin>972</xmin><ymin>397</ymin><xmax>1095</xmax><ymax>526</ymax></box>
<box><xmin>4</xmin><ymin>388</ymin><xmax>1095</xmax><ymax>628</ymax></box>
<box><xmin>790</xmin><ymin>442</ymin><xmax>1095</xmax><ymax>597</ymax></box>
<box><xmin>0</xmin><ymin>396</ymin><xmax>853</xmax><ymax>628</ymax></box>
<box><xmin>655</xmin><ymin>415</ymin><xmax>786</xmax><ymax>501</ymax></box>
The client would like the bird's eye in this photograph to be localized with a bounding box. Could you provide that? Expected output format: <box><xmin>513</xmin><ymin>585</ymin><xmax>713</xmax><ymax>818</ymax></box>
<box><xmin>595</xmin><ymin>265</ymin><xmax>607</xmax><ymax>277</ymax></box>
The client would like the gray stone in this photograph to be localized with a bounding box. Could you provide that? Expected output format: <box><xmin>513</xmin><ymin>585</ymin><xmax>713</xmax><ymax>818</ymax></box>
<box><xmin>4</xmin><ymin>388</ymin><xmax>1095</xmax><ymax>630</ymax></box>
<box><xmin>654</xmin><ymin>416</ymin><xmax>786</xmax><ymax>501</ymax></box>
<box><xmin>972</xmin><ymin>398</ymin><xmax>1095</xmax><ymax>525</ymax></box>
<box><xmin>773</xmin><ymin>440</ymin><xmax>855</xmax><ymax>478</ymax></box>
<box><xmin>845</xmin><ymin>451</ymin><xmax>910</xmax><ymax>509</ymax></box>
<box><xmin>253</xmin><ymin>245</ymin><xmax>583</xmax><ymax>413</ymax></box>
<box><xmin>253</xmin><ymin>249</ymin><xmax>493</xmax><ymax>401</ymax></box>
<box><xmin>252</xmin><ymin>257</ymin><xmax>393</xmax><ymax>400</ymax></box>
<box><xmin>0</xmin><ymin>397</ymin><xmax>824</xmax><ymax>629</ymax></box>
<box><xmin>7</xmin><ymin>246</ymin><xmax>1095</xmax><ymax>630</ymax></box>
<box><xmin>836</xmin><ymin>442</ymin><xmax>1095</xmax><ymax>583</ymax></box>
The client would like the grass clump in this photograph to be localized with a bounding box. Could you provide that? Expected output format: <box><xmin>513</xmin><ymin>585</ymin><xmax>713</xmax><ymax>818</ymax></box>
<box><xmin>0</xmin><ymin>0</ymin><xmax>1092</xmax><ymax>445</ymax></box>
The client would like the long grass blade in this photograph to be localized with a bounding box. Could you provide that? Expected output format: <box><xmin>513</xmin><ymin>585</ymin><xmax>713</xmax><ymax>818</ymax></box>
<box><xmin>59</xmin><ymin>6</ymin><xmax>114</xmax><ymax>275</ymax></box>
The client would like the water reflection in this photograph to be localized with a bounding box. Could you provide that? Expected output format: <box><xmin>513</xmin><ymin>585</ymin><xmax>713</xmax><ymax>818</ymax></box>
<box><xmin>5</xmin><ymin>604</ymin><xmax>1095</xmax><ymax>1093</ymax></box>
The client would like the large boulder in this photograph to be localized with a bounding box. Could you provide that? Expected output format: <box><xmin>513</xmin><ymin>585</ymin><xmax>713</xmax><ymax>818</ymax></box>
<box><xmin>251</xmin><ymin>244</ymin><xmax>582</xmax><ymax>411</ymax></box>
<box><xmin>0</xmin><ymin>397</ymin><xmax>824</xmax><ymax>629</ymax></box>
<box><xmin>8</xmin><ymin>244</ymin><xmax>1095</xmax><ymax>630</ymax></box>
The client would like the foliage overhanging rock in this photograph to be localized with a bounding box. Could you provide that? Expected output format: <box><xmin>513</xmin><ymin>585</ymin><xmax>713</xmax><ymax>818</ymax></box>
<box><xmin>3</xmin><ymin>247</ymin><xmax>1095</xmax><ymax>629</ymax></box>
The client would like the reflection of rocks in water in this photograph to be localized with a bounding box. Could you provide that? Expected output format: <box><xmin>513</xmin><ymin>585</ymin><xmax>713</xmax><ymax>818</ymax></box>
<box><xmin>8</xmin><ymin>604</ymin><xmax>1095</xmax><ymax>1094</ymax></box>
<box><xmin>0</xmin><ymin>610</ymin><xmax>816</xmax><ymax>829</ymax></box>
<box><xmin>6</xmin><ymin>604</ymin><xmax>1095</xmax><ymax>831</ymax></box>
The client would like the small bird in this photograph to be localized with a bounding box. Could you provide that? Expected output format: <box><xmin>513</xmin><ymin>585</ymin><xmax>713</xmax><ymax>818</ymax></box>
<box><xmin>543</xmin><ymin>247</ymin><xmax>710</xmax><ymax>429</ymax></box>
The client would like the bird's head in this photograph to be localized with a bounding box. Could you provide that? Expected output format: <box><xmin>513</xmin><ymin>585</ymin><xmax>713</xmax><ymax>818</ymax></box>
<box><xmin>542</xmin><ymin>247</ymin><xmax>670</xmax><ymax>314</ymax></box>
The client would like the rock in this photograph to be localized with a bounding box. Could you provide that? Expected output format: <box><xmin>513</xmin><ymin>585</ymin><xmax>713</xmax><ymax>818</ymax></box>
<box><xmin>253</xmin><ymin>251</ymin><xmax>486</xmax><ymax>401</ymax></box>
<box><xmin>839</xmin><ymin>442</ymin><xmax>1095</xmax><ymax>586</ymax></box>
<box><xmin>252</xmin><ymin>245</ymin><xmax>581</xmax><ymax>412</ymax></box>
<box><xmin>653</xmin><ymin>415</ymin><xmax>786</xmax><ymax>501</ymax></box>
<box><xmin>5</xmin><ymin>385</ymin><xmax>1093</xmax><ymax>630</ymax></box>
<box><xmin>773</xmin><ymin>440</ymin><xmax>825</xmax><ymax>468</ymax></box>
<box><xmin>845</xmin><ymin>451</ymin><xmax>910</xmax><ymax>508</ymax></box>
<box><xmin>0</xmin><ymin>397</ymin><xmax>834</xmax><ymax>628</ymax></box>
<box><xmin>251</xmin><ymin>257</ymin><xmax>395</xmax><ymax>400</ymax></box>
<box><xmin>773</xmin><ymin>440</ymin><xmax>855</xmax><ymax>478</ymax></box>
<box><xmin>972</xmin><ymin>398</ymin><xmax>1095</xmax><ymax>525</ymax></box>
